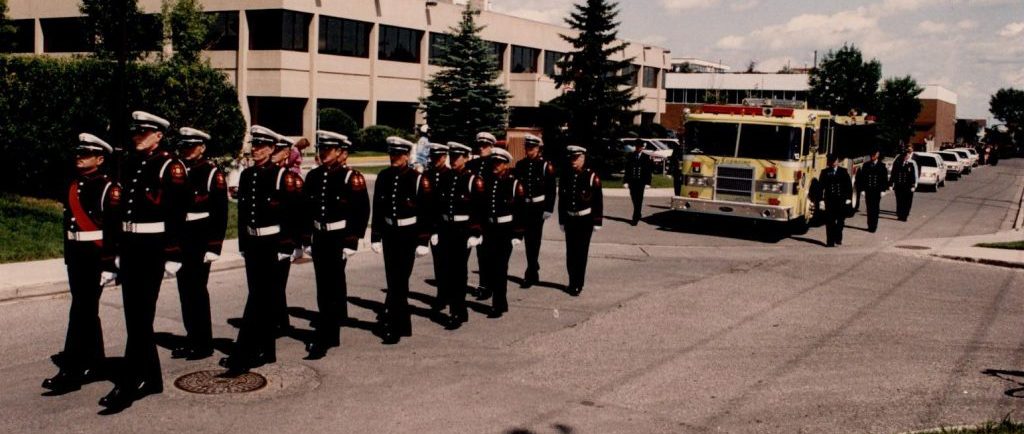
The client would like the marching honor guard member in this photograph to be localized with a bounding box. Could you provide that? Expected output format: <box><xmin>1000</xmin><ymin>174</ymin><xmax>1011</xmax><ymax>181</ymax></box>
<box><xmin>303</xmin><ymin>130</ymin><xmax>369</xmax><ymax>359</ymax></box>
<box><xmin>220</xmin><ymin>126</ymin><xmax>305</xmax><ymax>373</ymax></box>
<box><xmin>433</xmin><ymin>142</ymin><xmax>485</xmax><ymax>329</ymax></box>
<box><xmin>624</xmin><ymin>140</ymin><xmax>653</xmax><ymax>225</ymax></box>
<box><xmin>423</xmin><ymin>143</ymin><xmax>451</xmax><ymax>312</ymax></box>
<box><xmin>171</xmin><ymin>127</ymin><xmax>227</xmax><ymax>361</ymax></box>
<box><xmin>819</xmin><ymin>154</ymin><xmax>853</xmax><ymax>247</ymax></box>
<box><xmin>514</xmin><ymin>134</ymin><xmax>556</xmax><ymax>288</ymax></box>
<box><xmin>558</xmin><ymin>146</ymin><xmax>603</xmax><ymax>296</ymax></box>
<box><xmin>43</xmin><ymin>134</ymin><xmax>121</xmax><ymax>394</ymax></box>
<box><xmin>371</xmin><ymin>137</ymin><xmax>433</xmax><ymax>344</ymax></box>
<box><xmin>480</xmin><ymin>148</ymin><xmax>526</xmax><ymax>318</ymax></box>
<box><xmin>100</xmin><ymin>111</ymin><xmax>188</xmax><ymax>410</ymax></box>
<box><xmin>890</xmin><ymin>151</ymin><xmax>918</xmax><ymax>222</ymax></box>
<box><xmin>855</xmin><ymin>149</ymin><xmax>888</xmax><ymax>233</ymax></box>
<box><xmin>466</xmin><ymin>132</ymin><xmax>496</xmax><ymax>299</ymax></box>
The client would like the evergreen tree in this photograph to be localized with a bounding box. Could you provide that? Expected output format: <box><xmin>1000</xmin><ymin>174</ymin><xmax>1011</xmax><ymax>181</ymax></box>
<box><xmin>552</xmin><ymin>0</ymin><xmax>640</xmax><ymax>155</ymax></box>
<box><xmin>0</xmin><ymin>0</ymin><xmax>14</xmax><ymax>43</ymax></box>
<box><xmin>808</xmin><ymin>44</ymin><xmax>881</xmax><ymax>114</ymax></box>
<box><xmin>420</xmin><ymin>5</ymin><xmax>509</xmax><ymax>145</ymax></box>
<box><xmin>876</xmin><ymin>76</ymin><xmax>923</xmax><ymax>154</ymax></box>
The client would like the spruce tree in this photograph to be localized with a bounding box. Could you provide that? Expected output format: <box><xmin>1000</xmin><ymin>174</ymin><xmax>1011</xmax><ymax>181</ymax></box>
<box><xmin>420</xmin><ymin>5</ymin><xmax>509</xmax><ymax>145</ymax></box>
<box><xmin>553</xmin><ymin>0</ymin><xmax>640</xmax><ymax>155</ymax></box>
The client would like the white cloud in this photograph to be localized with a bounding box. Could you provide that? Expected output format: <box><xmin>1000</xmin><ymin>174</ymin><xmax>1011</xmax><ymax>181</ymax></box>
<box><xmin>716</xmin><ymin>35</ymin><xmax>747</xmax><ymax>49</ymax></box>
<box><xmin>635</xmin><ymin>34</ymin><xmax>668</xmax><ymax>46</ymax></box>
<box><xmin>489</xmin><ymin>0</ymin><xmax>574</xmax><ymax>25</ymax></box>
<box><xmin>661</xmin><ymin>0</ymin><xmax>719</xmax><ymax>11</ymax></box>
<box><xmin>957</xmin><ymin>20</ymin><xmax>978</xmax><ymax>30</ymax></box>
<box><xmin>916</xmin><ymin>20</ymin><xmax>947</xmax><ymax>34</ymax></box>
<box><xmin>1004</xmin><ymin>67</ymin><xmax>1024</xmax><ymax>86</ymax></box>
<box><xmin>998</xmin><ymin>22</ymin><xmax>1024</xmax><ymax>37</ymax></box>
<box><xmin>730</xmin><ymin>0</ymin><xmax>761</xmax><ymax>12</ymax></box>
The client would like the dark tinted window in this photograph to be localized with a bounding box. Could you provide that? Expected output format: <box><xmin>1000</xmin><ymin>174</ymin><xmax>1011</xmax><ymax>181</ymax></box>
<box><xmin>378</xmin><ymin>25</ymin><xmax>422</xmax><ymax>63</ymax></box>
<box><xmin>643</xmin><ymin>66</ymin><xmax>660</xmax><ymax>88</ymax></box>
<box><xmin>0</xmin><ymin>19</ymin><xmax>35</xmax><ymax>53</ymax></box>
<box><xmin>938</xmin><ymin>153</ymin><xmax>957</xmax><ymax>162</ymax></box>
<box><xmin>815</xmin><ymin>118</ymin><xmax>832</xmax><ymax>156</ymax></box>
<box><xmin>40</xmin><ymin>17</ymin><xmax>90</xmax><ymax>53</ymax></box>
<box><xmin>428</xmin><ymin>32</ymin><xmax>451</xmax><ymax>65</ymax></box>
<box><xmin>621</xmin><ymin>64</ymin><xmax>639</xmax><ymax>86</ymax></box>
<box><xmin>247</xmin><ymin>9</ymin><xmax>311</xmax><ymax>52</ymax></box>
<box><xmin>489</xmin><ymin>41</ymin><xmax>506</xmax><ymax>69</ymax></box>
<box><xmin>685</xmin><ymin>121</ymin><xmax>738</xmax><ymax>157</ymax></box>
<box><xmin>543</xmin><ymin>50</ymin><xmax>564</xmax><ymax>77</ymax></box>
<box><xmin>510</xmin><ymin>45</ymin><xmax>538</xmax><ymax>73</ymax></box>
<box><xmin>833</xmin><ymin>124</ymin><xmax>877</xmax><ymax>160</ymax></box>
<box><xmin>319</xmin><ymin>16</ymin><xmax>371</xmax><ymax>57</ymax></box>
<box><xmin>737</xmin><ymin>124</ymin><xmax>802</xmax><ymax>161</ymax></box>
<box><xmin>206</xmin><ymin>12</ymin><xmax>239</xmax><ymax>51</ymax></box>
<box><xmin>913</xmin><ymin>155</ymin><xmax>937</xmax><ymax>167</ymax></box>
<box><xmin>138</xmin><ymin>14</ymin><xmax>164</xmax><ymax>51</ymax></box>
<box><xmin>248</xmin><ymin>96</ymin><xmax>307</xmax><ymax>136</ymax></box>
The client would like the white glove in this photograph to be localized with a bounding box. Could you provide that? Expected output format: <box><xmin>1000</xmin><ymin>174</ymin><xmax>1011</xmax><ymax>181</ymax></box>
<box><xmin>911</xmin><ymin>187</ymin><xmax>916</xmax><ymax>192</ymax></box>
<box><xmin>645</xmin><ymin>185</ymin><xmax>650</xmax><ymax>189</ymax></box>
<box><xmin>203</xmin><ymin>252</ymin><xmax>220</xmax><ymax>263</ymax></box>
<box><xmin>371</xmin><ymin>242</ymin><xmax>383</xmax><ymax>254</ymax></box>
<box><xmin>100</xmin><ymin>271</ymin><xmax>117</xmax><ymax>287</ymax></box>
<box><xmin>277</xmin><ymin>253</ymin><xmax>291</xmax><ymax>262</ymax></box>
<box><xmin>845</xmin><ymin>199</ymin><xmax>852</xmax><ymax>205</ymax></box>
<box><xmin>511</xmin><ymin>238</ymin><xmax>522</xmax><ymax>248</ymax></box>
<box><xmin>342</xmin><ymin>248</ymin><xmax>357</xmax><ymax>261</ymax></box>
<box><xmin>303</xmin><ymin>245</ymin><xmax>313</xmax><ymax>257</ymax></box>
<box><xmin>291</xmin><ymin>247</ymin><xmax>304</xmax><ymax>262</ymax></box>
<box><xmin>430</xmin><ymin>234</ymin><xmax>439</xmax><ymax>246</ymax></box>
<box><xmin>543</xmin><ymin>211</ymin><xmax>552</xmax><ymax>220</ymax></box>
<box><xmin>559</xmin><ymin>225</ymin><xmax>565</xmax><ymax>233</ymax></box>
<box><xmin>415</xmin><ymin>245</ymin><xmax>430</xmax><ymax>257</ymax></box>
<box><xmin>164</xmin><ymin>261</ymin><xmax>182</xmax><ymax>277</ymax></box>
<box><xmin>467</xmin><ymin>236</ymin><xmax>483</xmax><ymax>249</ymax></box>
<box><xmin>593</xmin><ymin>226</ymin><xmax>602</xmax><ymax>233</ymax></box>
<box><xmin>881</xmin><ymin>191</ymin><xmax>888</xmax><ymax>197</ymax></box>
<box><xmin>240</xmin><ymin>252</ymin><xmax>245</xmax><ymax>259</ymax></box>
<box><xmin>114</xmin><ymin>256</ymin><xmax>120</xmax><ymax>270</ymax></box>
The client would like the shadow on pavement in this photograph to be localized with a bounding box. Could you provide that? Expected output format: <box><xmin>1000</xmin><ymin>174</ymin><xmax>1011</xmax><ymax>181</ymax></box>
<box><xmin>982</xmin><ymin>369</ymin><xmax>1024</xmax><ymax>398</ymax></box>
<box><xmin>644</xmin><ymin>211</ymin><xmax>790</xmax><ymax>243</ymax></box>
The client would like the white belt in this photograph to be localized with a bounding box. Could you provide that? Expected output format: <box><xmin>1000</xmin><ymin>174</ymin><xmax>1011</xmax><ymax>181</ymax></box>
<box><xmin>490</xmin><ymin>215</ymin><xmax>513</xmax><ymax>224</ymax></box>
<box><xmin>246</xmin><ymin>225</ymin><xmax>281</xmax><ymax>237</ymax></box>
<box><xmin>122</xmin><ymin>221</ymin><xmax>165</xmax><ymax>233</ymax></box>
<box><xmin>66</xmin><ymin>230</ymin><xmax>103</xmax><ymax>241</ymax></box>
<box><xmin>313</xmin><ymin>219</ymin><xmax>347</xmax><ymax>232</ymax></box>
<box><xmin>443</xmin><ymin>214</ymin><xmax>471</xmax><ymax>222</ymax></box>
<box><xmin>526</xmin><ymin>195</ymin><xmax>546</xmax><ymax>203</ymax></box>
<box><xmin>385</xmin><ymin>217</ymin><xmax>417</xmax><ymax>227</ymax></box>
<box><xmin>567</xmin><ymin>208</ymin><xmax>592</xmax><ymax>217</ymax></box>
<box><xmin>186</xmin><ymin>212</ymin><xmax>210</xmax><ymax>222</ymax></box>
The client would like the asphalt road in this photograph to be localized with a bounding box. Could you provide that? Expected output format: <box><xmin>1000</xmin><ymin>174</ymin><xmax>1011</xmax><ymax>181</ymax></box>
<box><xmin>1</xmin><ymin>160</ymin><xmax>1023</xmax><ymax>433</ymax></box>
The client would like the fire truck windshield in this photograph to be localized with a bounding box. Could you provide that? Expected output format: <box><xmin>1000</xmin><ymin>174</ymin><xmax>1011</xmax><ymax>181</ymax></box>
<box><xmin>736</xmin><ymin>124</ymin><xmax>802</xmax><ymax>161</ymax></box>
<box><xmin>685</xmin><ymin>121</ymin><xmax>738</xmax><ymax>157</ymax></box>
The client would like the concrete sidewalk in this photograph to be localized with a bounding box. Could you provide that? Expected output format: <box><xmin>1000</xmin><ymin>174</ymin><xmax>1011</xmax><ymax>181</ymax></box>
<box><xmin>892</xmin><ymin>229</ymin><xmax>1024</xmax><ymax>270</ymax></box>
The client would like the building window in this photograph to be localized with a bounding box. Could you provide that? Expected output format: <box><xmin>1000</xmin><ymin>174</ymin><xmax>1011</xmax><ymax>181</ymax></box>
<box><xmin>428</xmin><ymin>32</ymin><xmax>452</xmax><ymax>65</ymax></box>
<box><xmin>378</xmin><ymin>25</ymin><xmax>422</xmax><ymax>63</ymax></box>
<box><xmin>247</xmin><ymin>9</ymin><xmax>312</xmax><ymax>52</ymax></box>
<box><xmin>643</xmin><ymin>66</ymin><xmax>660</xmax><ymax>88</ymax></box>
<box><xmin>319</xmin><ymin>16</ymin><xmax>371</xmax><ymax>58</ymax></box>
<box><xmin>40</xmin><ymin>18</ymin><xmax>90</xmax><ymax>53</ymax></box>
<box><xmin>544</xmin><ymin>50</ymin><xmax>565</xmax><ymax>77</ymax></box>
<box><xmin>248</xmin><ymin>96</ymin><xmax>307</xmax><ymax>136</ymax></box>
<box><xmin>621</xmin><ymin>64</ymin><xmax>639</xmax><ymax>86</ymax></box>
<box><xmin>510</xmin><ymin>45</ymin><xmax>538</xmax><ymax>73</ymax></box>
<box><xmin>138</xmin><ymin>14</ymin><xmax>164</xmax><ymax>51</ymax></box>
<box><xmin>206</xmin><ymin>12</ymin><xmax>239</xmax><ymax>51</ymax></box>
<box><xmin>489</xmin><ymin>42</ymin><xmax>506</xmax><ymax>69</ymax></box>
<box><xmin>0</xmin><ymin>19</ymin><xmax>35</xmax><ymax>53</ymax></box>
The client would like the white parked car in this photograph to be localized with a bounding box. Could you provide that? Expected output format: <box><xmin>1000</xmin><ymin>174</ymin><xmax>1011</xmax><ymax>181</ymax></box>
<box><xmin>948</xmin><ymin>149</ymin><xmax>974</xmax><ymax>174</ymax></box>
<box><xmin>936</xmin><ymin>151</ymin><xmax>966</xmax><ymax>180</ymax></box>
<box><xmin>912</xmin><ymin>152</ymin><xmax>945</xmax><ymax>190</ymax></box>
<box><xmin>951</xmin><ymin>148</ymin><xmax>979</xmax><ymax>168</ymax></box>
<box><xmin>619</xmin><ymin>138</ymin><xmax>674</xmax><ymax>173</ymax></box>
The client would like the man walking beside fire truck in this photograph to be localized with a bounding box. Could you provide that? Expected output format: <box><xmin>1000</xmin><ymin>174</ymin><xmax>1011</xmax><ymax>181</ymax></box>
<box><xmin>855</xmin><ymin>149</ymin><xmax>888</xmax><ymax>233</ymax></box>
<box><xmin>819</xmin><ymin>154</ymin><xmax>853</xmax><ymax>247</ymax></box>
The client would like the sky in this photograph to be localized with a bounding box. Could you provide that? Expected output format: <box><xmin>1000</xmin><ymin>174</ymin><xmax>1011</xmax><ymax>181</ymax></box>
<box><xmin>487</xmin><ymin>0</ymin><xmax>1024</xmax><ymax>121</ymax></box>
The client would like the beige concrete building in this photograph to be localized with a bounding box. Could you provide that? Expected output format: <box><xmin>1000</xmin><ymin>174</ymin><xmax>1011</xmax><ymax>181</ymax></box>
<box><xmin>5</xmin><ymin>0</ymin><xmax>669</xmax><ymax>139</ymax></box>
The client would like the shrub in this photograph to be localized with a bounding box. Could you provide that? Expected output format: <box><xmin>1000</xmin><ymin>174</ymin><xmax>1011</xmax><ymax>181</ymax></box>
<box><xmin>355</xmin><ymin>125</ymin><xmax>413</xmax><ymax>153</ymax></box>
<box><xmin>318</xmin><ymin>108</ymin><xmax>359</xmax><ymax>139</ymax></box>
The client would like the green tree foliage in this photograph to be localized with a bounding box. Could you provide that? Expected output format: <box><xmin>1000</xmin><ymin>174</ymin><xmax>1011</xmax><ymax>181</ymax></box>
<box><xmin>162</xmin><ymin>0</ymin><xmax>214</xmax><ymax>65</ymax></box>
<box><xmin>318</xmin><ymin>108</ymin><xmax>359</xmax><ymax>139</ymax></box>
<box><xmin>876</xmin><ymin>76</ymin><xmax>923</xmax><ymax>153</ymax></box>
<box><xmin>0</xmin><ymin>0</ymin><xmax>14</xmax><ymax>42</ymax></box>
<box><xmin>0</xmin><ymin>56</ymin><xmax>245</xmax><ymax>199</ymax></box>
<box><xmin>420</xmin><ymin>6</ymin><xmax>509</xmax><ymax>145</ymax></box>
<box><xmin>989</xmin><ymin>88</ymin><xmax>1024</xmax><ymax>140</ymax></box>
<box><xmin>553</xmin><ymin>0</ymin><xmax>641</xmax><ymax>154</ymax></box>
<box><xmin>356</xmin><ymin>125</ymin><xmax>413</xmax><ymax>153</ymax></box>
<box><xmin>80</xmin><ymin>0</ymin><xmax>160</xmax><ymax>61</ymax></box>
<box><xmin>809</xmin><ymin>44</ymin><xmax>882</xmax><ymax>115</ymax></box>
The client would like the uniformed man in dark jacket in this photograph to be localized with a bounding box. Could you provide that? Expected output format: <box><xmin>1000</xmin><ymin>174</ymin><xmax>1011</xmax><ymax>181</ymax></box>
<box><xmin>559</xmin><ymin>145</ymin><xmax>603</xmax><ymax>296</ymax></box>
<box><xmin>890</xmin><ymin>151</ymin><xmax>918</xmax><ymax>222</ymax></box>
<box><xmin>480</xmin><ymin>148</ymin><xmax>526</xmax><ymax>318</ymax></box>
<box><xmin>272</xmin><ymin>134</ymin><xmax>301</xmax><ymax>335</ymax></box>
<box><xmin>170</xmin><ymin>127</ymin><xmax>227</xmax><ymax>361</ymax></box>
<box><xmin>100</xmin><ymin>111</ymin><xmax>188</xmax><ymax>410</ymax></box>
<box><xmin>624</xmin><ymin>143</ymin><xmax>653</xmax><ymax>225</ymax></box>
<box><xmin>466</xmin><ymin>132</ymin><xmax>496</xmax><ymax>298</ymax></box>
<box><xmin>818</xmin><ymin>154</ymin><xmax>853</xmax><ymax>247</ymax></box>
<box><xmin>219</xmin><ymin>126</ymin><xmax>305</xmax><ymax>373</ymax></box>
<box><xmin>303</xmin><ymin>130</ymin><xmax>370</xmax><ymax>359</ymax></box>
<box><xmin>423</xmin><ymin>143</ymin><xmax>451</xmax><ymax>311</ymax></box>
<box><xmin>854</xmin><ymin>149</ymin><xmax>889</xmax><ymax>233</ymax></box>
<box><xmin>371</xmin><ymin>137</ymin><xmax>433</xmax><ymax>344</ymax></box>
<box><xmin>514</xmin><ymin>134</ymin><xmax>556</xmax><ymax>288</ymax></box>
<box><xmin>433</xmin><ymin>142</ymin><xmax>485</xmax><ymax>329</ymax></box>
<box><xmin>43</xmin><ymin>134</ymin><xmax>121</xmax><ymax>394</ymax></box>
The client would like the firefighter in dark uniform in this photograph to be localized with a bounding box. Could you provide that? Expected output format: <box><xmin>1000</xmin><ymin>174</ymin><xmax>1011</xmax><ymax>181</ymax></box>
<box><xmin>465</xmin><ymin>132</ymin><xmax>496</xmax><ymax>299</ymax></box>
<box><xmin>434</xmin><ymin>142</ymin><xmax>485</xmax><ymax>329</ymax></box>
<box><xmin>100</xmin><ymin>111</ymin><xmax>188</xmax><ymax>410</ymax></box>
<box><xmin>559</xmin><ymin>146</ymin><xmax>603</xmax><ymax>296</ymax></box>
<box><xmin>170</xmin><ymin>127</ymin><xmax>227</xmax><ymax>361</ymax></box>
<box><xmin>43</xmin><ymin>134</ymin><xmax>121</xmax><ymax>394</ymax></box>
<box><xmin>370</xmin><ymin>137</ymin><xmax>433</xmax><ymax>344</ymax></box>
<box><xmin>219</xmin><ymin>126</ymin><xmax>305</xmax><ymax>373</ymax></box>
<box><xmin>818</xmin><ymin>154</ymin><xmax>853</xmax><ymax>247</ymax></box>
<box><xmin>514</xmin><ymin>134</ymin><xmax>556</xmax><ymax>288</ymax></box>
<box><xmin>890</xmin><ymin>151</ymin><xmax>918</xmax><ymax>222</ymax></box>
<box><xmin>423</xmin><ymin>143</ymin><xmax>451</xmax><ymax>312</ymax></box>
<box><xmin>303</xmin><ymin>130</ymin><xmax>370</xmax><ymax>359</ymax></box>
<box><xmin>624</xmin><ymin>142</ymin><xmax>653</xmax><ymax>225</ymax></box>
<box><xmin>855</xmin><ymin>149</ymin><xmax>889</xmax><ymax>233</ymax></box>
<box><xmin>480</xmin><ymin>148</ymin><xmax>526</xmax><ymax>318</ymax></box>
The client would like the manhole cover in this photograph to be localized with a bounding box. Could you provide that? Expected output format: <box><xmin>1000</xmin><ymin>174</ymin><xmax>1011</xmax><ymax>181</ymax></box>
<box><xmin>895</xmin><ymin>245</ymin><xmax>931</xmax><ymax>250</ymax></box>
<box><xmin>174</xmin><ymin>370</ymin><xmax>267</xmax><ymax>395</ymax></box>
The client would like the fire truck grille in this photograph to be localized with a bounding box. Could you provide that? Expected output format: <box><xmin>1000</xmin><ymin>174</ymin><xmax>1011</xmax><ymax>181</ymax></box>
<box><xmin>715</xmin><ymin>166</ymin><xmax>754</xmax><ymax>201</ymax></box>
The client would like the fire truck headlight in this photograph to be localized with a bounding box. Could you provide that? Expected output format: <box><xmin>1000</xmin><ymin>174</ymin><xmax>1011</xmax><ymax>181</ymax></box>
<box><xmin>761</xmin><ymin>183</ymin><xmax>784</xmax><ymax>193</ymax></box>
<box><xmin>687</xmin><ymin>176</ymin><xmax>709</xmax><ymax>187</ymax></box>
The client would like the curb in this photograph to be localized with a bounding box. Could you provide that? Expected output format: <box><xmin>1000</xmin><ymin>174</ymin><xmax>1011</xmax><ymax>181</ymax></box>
<box><xmin>931</xmin><ymin>254</ymin><xmax>1024</xmax><ymax>270</ymax></box>
<box><xmin>1015</xmin><ymin>176</ymin><xmax>1024</xmax><ymax>229</ymax></box>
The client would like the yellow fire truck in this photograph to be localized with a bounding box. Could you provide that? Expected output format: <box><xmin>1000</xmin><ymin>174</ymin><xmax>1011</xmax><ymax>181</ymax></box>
<box><xmin>671</xmin><ymin>99</ymin><xmax>875</xmax><ymax>233</ymax></box>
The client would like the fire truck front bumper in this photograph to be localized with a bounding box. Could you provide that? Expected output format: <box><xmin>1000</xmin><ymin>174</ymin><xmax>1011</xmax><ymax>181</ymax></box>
<box><xmin>670</xmin><ymin>197</ymin><xmax>793</xmax><ymax>222</ymax></box>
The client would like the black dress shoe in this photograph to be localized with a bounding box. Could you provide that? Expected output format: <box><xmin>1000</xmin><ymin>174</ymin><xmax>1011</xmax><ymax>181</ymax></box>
<box><xmin>380</xmin><ymin>330</ymin><xmax>400</xmax><ymax>345</ymax></box>
<box><xmin>219</xmin><ymin>356</ymin><xmax>248</xmax><ymax>372</ymax></box>
<box><xmin>444</xmin><ymin>317</ymin><xmax>464</xmax><ymax>331</ymax></box>
<box><xmin>487</xmin><ymin>308</ymin><xmax>504</xmax><ymax>319</ymax></box>
<box><xmin>99</xmin><ymin>385</ymin><xmax>134</xmax><ymax>409</ymax></box>
<box><xmin>185</xmin><ymin>347</ymin><xmax>214</xmax><ymax>361</ymax></box>
<box><xmin>304</xmin><ymin>342</ymin><xmax>329</xmax><ymax>360</ymax></box>
<box><xmin>42</xmin><ymin>370</ymin><xmax>83</xmax><ymax>392</ymax></box>
<box><xmin>521</xmin><ymin>277</ymin><xmax>537</xmax><ymax>289</ymax></box>
<box><xmin>171</xmin><ymin>346</ymin><xmax>191</xmax><ymax>359</ymax></box>
<box><xmin>474</xmin><ymin>287</ymin><xmax>492</xmax><ymax>301</ymax></box>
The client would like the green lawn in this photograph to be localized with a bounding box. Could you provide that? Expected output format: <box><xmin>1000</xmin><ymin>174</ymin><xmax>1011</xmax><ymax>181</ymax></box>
<box><xmin>976</xmin><ymin>240</ymin><xmax>1024</xmax><ymax>250</ymax></box>
<box><xmin>354</xmin><ymin>165</ymin><xmax>389</xmax><ymax>175</ymax></box>
<box><xmin>918</xmin><ymin>419</ymin><xmax>1024</xmax><ymax>433</ymax></box>
<box><xmin>602</xmin><ymin>174</ymin><xmax>676</xmax><ymax>189</ymax></box>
